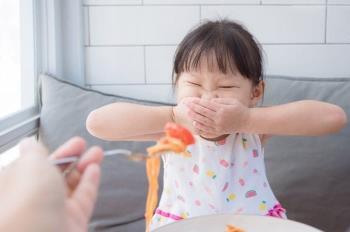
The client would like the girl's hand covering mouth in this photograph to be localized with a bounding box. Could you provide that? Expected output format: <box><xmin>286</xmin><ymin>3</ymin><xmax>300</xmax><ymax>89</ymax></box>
<box><xmin>186</xmin><ymin>98</ymin><xmax>250</xmax><ymax>138</ymax></box>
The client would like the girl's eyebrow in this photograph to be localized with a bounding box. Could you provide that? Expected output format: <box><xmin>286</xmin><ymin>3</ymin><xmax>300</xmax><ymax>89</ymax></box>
<box><xmin>221</xmin><ymin>76</ymin><xmax>239</xmax><ymax>82</ymax></box>
<box><xmin>219</xmin><ymin>81</ymin><xmax>240</xmax><ymax>87</ymax></box>
<box><xmin>184</xmin><ymin>73</ymin><xmax>201</xmax><ymax>81</ymax></box>
<box><xmin>188</xmin><ymin>72</ymin><xmax>201</xmax><ymax>78</ymax></box>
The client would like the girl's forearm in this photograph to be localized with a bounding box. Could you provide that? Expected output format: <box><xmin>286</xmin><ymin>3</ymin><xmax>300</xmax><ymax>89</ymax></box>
<box><xmin>245</xmin><ymin>100</ymin><xmax>347</xmax><ymax>136</ymax></box>
<box><xmin>86</xmin><ymin>103</ymin><xmax>173</xmax><ymax>141</ymax></box>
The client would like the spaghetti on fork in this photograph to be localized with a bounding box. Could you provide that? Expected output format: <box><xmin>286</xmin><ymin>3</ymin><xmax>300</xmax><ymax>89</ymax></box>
<box><xmin>144</xmin><ymin>123</ymin><xmax>195</xmax><ymax>232</ymax></box>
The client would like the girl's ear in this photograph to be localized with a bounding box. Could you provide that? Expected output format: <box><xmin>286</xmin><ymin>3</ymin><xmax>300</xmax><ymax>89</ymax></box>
<box><xmin>250</xmin><ymin>80</ymin><xmax>265</xmax><ymax>106</ymax></box>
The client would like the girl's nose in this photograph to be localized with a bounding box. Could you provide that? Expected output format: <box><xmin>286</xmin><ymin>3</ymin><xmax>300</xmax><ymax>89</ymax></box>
<box><xmin>201</xmin><ymin>90</ymin><xmax>218</xmax><ymax>100</ymax></box>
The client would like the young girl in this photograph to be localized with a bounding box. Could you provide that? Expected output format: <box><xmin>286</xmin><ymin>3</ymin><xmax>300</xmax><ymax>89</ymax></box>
<box><xmin>86</xmin><ymin>20</ymin><xmax>347</xmax><ymax>230</ymax></box>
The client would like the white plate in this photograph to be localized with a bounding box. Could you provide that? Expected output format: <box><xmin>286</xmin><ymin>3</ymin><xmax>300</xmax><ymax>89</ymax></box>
<box><xmin>153</xmin><ymin>214</ymin><xmax>323</xmax><ymax>232</ymax></box>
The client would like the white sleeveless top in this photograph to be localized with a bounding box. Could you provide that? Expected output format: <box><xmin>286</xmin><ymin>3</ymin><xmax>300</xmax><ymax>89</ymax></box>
<box><xmin>150</xmin><ymin>133</ymin><xmax>286</xmax><ymax>231</ymax></box>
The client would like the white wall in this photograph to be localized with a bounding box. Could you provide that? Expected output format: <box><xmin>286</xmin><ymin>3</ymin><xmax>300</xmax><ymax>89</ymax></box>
<box><xmin>83</xmin><ymin>0</ymin><xmax>350</xmax><ymax>103</ymax></box>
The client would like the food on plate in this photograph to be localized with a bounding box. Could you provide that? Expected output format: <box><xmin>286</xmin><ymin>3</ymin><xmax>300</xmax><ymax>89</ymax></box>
<box><xmin>226</xmin><ymin>224</ymin><xmax>245</xmax><ymax>232</ymax></box>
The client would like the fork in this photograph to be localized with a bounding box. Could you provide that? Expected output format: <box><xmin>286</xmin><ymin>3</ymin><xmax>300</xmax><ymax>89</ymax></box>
<box><xmin>51</xmin><ymin>149</ymin><xmax>148</xmax><ymax>167</ymax></box>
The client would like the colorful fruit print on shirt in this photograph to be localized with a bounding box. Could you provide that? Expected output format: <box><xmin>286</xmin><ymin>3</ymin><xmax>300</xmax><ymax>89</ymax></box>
<box><xmin>226</xmin><ymin>193</ymin><xmax>237</xmax><ymax>202</ymax></box>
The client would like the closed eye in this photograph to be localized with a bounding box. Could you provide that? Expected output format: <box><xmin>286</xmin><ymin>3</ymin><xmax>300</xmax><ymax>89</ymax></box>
<box><xmin>219</xmin><ymin>86</ymin><xmax>239</xmax><ymax>89</ymax></box>
<box><xmin>187</xmin><ymin>81</ymin><xmax>201</xmax><ymax>86</ymax></box>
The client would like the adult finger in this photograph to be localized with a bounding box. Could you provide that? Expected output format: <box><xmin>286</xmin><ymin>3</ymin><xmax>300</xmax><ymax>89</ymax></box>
<box><xmin>50</xmin><ymin>137</ymin><xmax>86</xmax><ymax>160</ymax></box>
<box><xmin>65</xmin><ymin>169</ymin><xmax>81</xmax><ymax>196</ymax></box>
<box><xmin>76</xmin><ymin>146</ymin><xmax>103</xmax><ymax>173</ymax></box>
<box><xmin>70</xmin><ymin>164</ymin><xmax>100</xmax><ymax>219</ymax></box>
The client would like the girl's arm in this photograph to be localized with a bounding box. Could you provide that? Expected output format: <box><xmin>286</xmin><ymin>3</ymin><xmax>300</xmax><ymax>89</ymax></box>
<box><xmin>246</xmin><ymin>100</ymin><xmax>347</xmax><ymax>136</ymax></box>
<box><xmin>86</xmin><ymin>103</ymin><xmax>173</xmax><ymax>141</ymax></box>
<box><xmin>186</xmin><ymin>98</ymin><xmax>347</xmax><ymax>141</ymax></box>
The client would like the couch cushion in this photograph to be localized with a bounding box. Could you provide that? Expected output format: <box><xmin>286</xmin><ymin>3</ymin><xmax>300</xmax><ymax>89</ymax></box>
<box><xmin>39</xmin><ymin>74</ymin><xmax>350</xmax><ymax>232</ymax></box>
<box><xmin>39</xmin><ymin>74</ymin><xmax>170</xmax><ymax>232</ymax></box>
<box><xmin>263</xmin><ymin>76</ymin><xmax>350</xmax><ymax>232</ymax></box>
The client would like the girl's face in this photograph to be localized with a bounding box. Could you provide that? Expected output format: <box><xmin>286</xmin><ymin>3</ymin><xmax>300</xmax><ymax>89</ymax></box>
<box><xmin>175</xmin><ymin>58</ymin><xmax>264</xmax><ymax>107</ymax></box>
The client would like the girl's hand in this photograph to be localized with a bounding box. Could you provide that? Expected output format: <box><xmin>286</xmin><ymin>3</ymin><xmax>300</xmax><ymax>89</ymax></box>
<box><xmin>186</xmin><ymin>98</ymin><xmax>251</xmax><ymax>137</ymax></box>
<box><xmin>173</xmin><ymin>97</ymin><xmax>197</xmax><ymax>133</ymax></box>
<box><xmin>173</xmin><ymin>97</ymin><xmax>219</xmax><ymax>138</ymax></box>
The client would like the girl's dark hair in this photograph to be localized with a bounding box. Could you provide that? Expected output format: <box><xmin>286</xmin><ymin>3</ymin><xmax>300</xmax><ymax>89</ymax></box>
<box><xmin>172</xmin><ymin>19</ymin><xmax>263</xmax><ymax>86</ymax></box>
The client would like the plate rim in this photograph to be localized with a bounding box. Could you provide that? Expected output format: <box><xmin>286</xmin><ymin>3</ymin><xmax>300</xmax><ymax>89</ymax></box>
<box><xmin>153</xmin><ymin>213</ymin><xmax>324</xmax><ymax>232</ymax></box>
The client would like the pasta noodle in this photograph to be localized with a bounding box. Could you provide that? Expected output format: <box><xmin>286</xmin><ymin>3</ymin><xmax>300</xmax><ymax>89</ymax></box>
<box><xmin>226</xmin><ymin>224</ymin><xmax>245</xmax><ymax>232</ymax></box>
<box><xmin>144</xmin><ymin>123</ymin><xmax>195</xmax><ymax>232</ymax></box>
<box><xmin>145</xmin><ymin>157</ymin><xmax>161</xmax><ymax>232</ymax></box>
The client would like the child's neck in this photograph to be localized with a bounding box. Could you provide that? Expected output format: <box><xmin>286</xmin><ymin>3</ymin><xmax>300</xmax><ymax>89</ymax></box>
<box><xmin>200</xmin><ymin>134</ymin><xmax>229</xmax><ymax>142</ymax></box>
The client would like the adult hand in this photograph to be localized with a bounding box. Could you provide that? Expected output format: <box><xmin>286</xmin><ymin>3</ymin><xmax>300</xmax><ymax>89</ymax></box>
<box><xmin>48</xmin><ymin>137</ymin><xmax>103</xmax><ymax>232</ymax></box>
<box><xmin>0</xmin><ymin>137</ymin><xmax>103</xmax><ymax>232</ymax></box>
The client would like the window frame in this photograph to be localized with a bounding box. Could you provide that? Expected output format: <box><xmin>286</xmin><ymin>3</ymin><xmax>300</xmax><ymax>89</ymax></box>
<box><xmin>0</xmin><ymin>107</ymin><xmax>40</xmax><ymax>153</ymax></box>
<box><xmin>0</xmin><ymin>0</ymin><xmax>86</xmax><ymax>154</ymax></box>
<box><xmin>0</xmin><ymin>0</ymin><xmax>40</xmax><ymax>153</ymax></box>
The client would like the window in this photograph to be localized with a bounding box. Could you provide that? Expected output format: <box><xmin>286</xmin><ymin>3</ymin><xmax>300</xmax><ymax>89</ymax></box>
<box><xmin>0</xmin><ymin>0</ymin><xmax>39</xmax><ymax>157</ymax></box>
<box><xmin>0</xmin><ymin>145</ymin><xmax>19</xmax><ymax>169</ymax></box>
<box><xmin>0</xmin><ymin>0</ymin><xmax>36</xmax><ymax>118</ymax></box>
<box><xmin>0</xmin><ymin>0</ymin><xmax>85</xmax><ymax>160</ymax></box>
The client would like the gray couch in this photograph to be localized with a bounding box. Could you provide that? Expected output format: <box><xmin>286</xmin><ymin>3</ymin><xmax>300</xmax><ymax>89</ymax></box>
<box><xmin>39</xmin><ymin>74</ymin><xmax>350</xmax><ymax>232</ymax></box>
